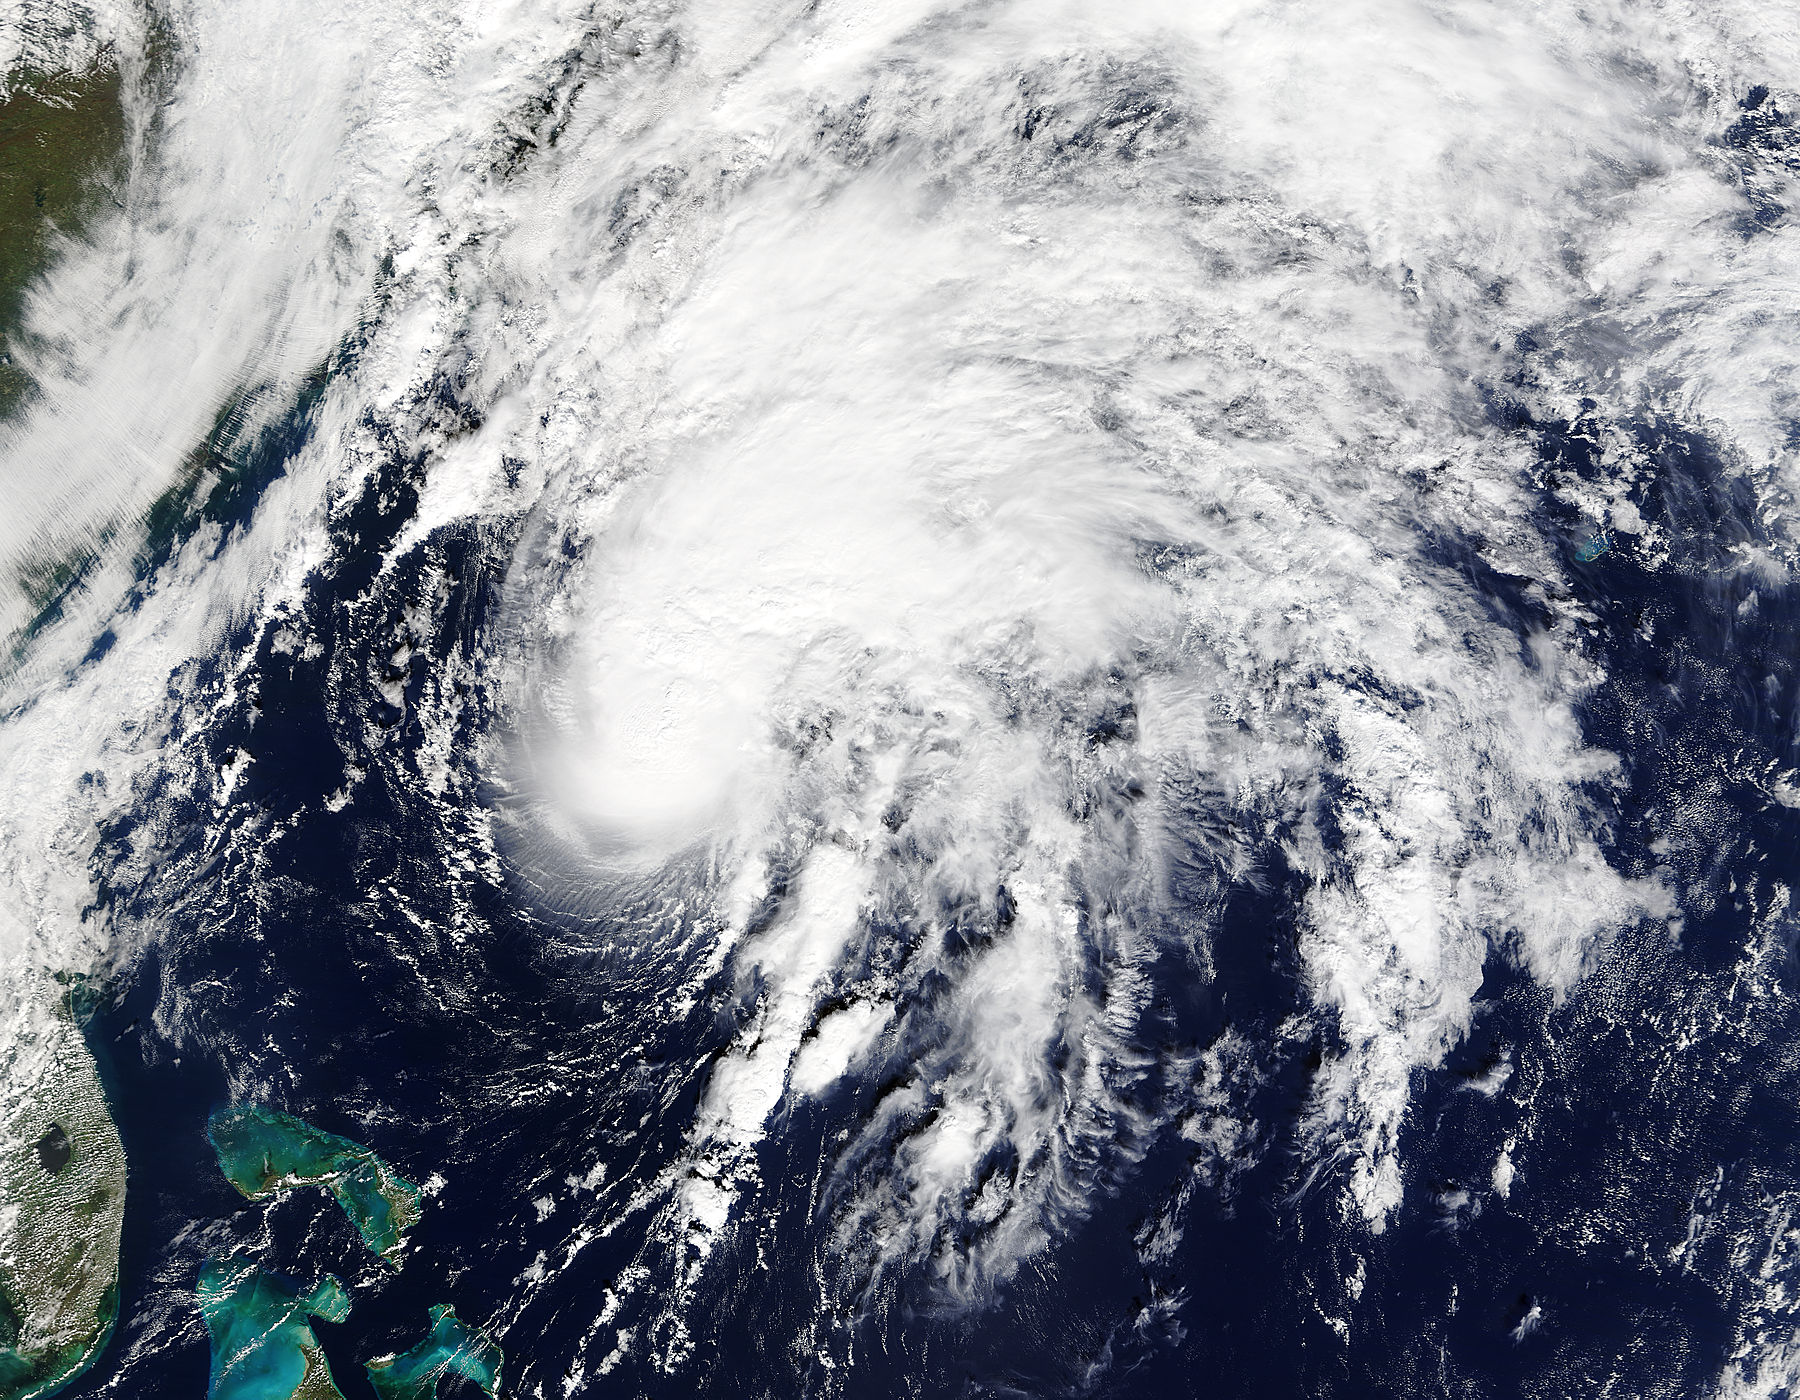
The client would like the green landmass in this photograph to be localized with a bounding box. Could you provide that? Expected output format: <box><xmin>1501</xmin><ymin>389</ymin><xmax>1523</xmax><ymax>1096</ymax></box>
<box><xmin>0</xmin><ymin>62</ymin><xmax>128</xmax><ymax>418</ymax></box>
<box><xmin>196</xmin><ymin>1257</ymin><xmax>350</xmax><ymax>1400</ymax></box>
<box><xmin>365</xmin><ymin>1305</ymin><xmax>502</xmax><ymax>1400</ymax></box>
<box><xmin>0</xmin><ymin>992</ymin><xmax>126</xmax><ymax>1400</ymax></box>
<box><xmin>135</xmin><ymin>353</ymin><xmax>337</xmax><ymax>577</ymax></box>
<box><xmin>8</xmin><ymin>535</ymin><xmax>108</xmax><ymax>663</ymax></box>
<box><xmin>206</xmin><ymin>1106</ymin><xmax>423</xmax><ymax>1265</ymax></box>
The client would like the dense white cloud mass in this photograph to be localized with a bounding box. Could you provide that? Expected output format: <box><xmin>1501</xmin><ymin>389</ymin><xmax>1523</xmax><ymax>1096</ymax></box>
<box><xmin>2</xmin><ymin>0</ymin><xmax>1799</xmax><ymax>1390</ymax></box>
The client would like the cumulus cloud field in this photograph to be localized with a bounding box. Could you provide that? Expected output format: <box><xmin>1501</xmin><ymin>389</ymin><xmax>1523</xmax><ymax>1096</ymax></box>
<box><xmin>2</xmin><ymin>0</ymin><xmax>1799</xmax><ymax>1392</ymax></box>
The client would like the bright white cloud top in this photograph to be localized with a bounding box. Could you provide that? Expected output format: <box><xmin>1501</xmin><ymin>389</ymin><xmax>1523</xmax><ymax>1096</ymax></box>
<box><xmin>1</xmin><ymin>0</ymin><xmax>1798</xmax><ymax>1395</ymax></box>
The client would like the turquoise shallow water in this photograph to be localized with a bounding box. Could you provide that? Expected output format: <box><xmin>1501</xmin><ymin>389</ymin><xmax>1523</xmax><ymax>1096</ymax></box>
<box><xmin>206</xmin><ymin>1106</ymin><xmax>422</xmax><ymax>1262</ymax></box>
<box><xmin>366</xmin><ymin>1305</ymin><xmax>502</xmax><ymax>1400</ymax></box>
<box><xmin>0</xmin><ymin>1307</ymin><xmax>114</xmax><ymax>1400</ymax></box>
<box><xmin>196</xmin><ymin>1257</ymin><xmax>349</xmax><ymax>1400</ymax></box>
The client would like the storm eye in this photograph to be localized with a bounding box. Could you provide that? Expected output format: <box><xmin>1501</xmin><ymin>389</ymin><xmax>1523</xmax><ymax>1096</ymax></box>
<box><xmin>35</xmin><ymin>1123</ymin><xmax>71</xmax><ymax>1174</ymax></box>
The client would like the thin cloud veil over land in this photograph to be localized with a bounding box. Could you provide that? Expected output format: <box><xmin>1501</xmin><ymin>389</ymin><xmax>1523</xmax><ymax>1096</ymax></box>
<box><xmin>1</xmin><ymin>0</ymin><xmax>1800</xmax><ymax>1396</ymax></box>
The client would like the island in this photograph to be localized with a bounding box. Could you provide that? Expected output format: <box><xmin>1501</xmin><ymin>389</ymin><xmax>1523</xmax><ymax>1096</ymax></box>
<box><xmin>206</xmin><ymin>1106</ymin><xmax>422</xmax><ymax>1264</ymax></box>
<box><xmin>196</xmin><ymin>1256</ymin><xmax>350</xmax><ymax>1400</ymax></box>
<box><xmin>0</xmin><ymin>996</ymin><xmax>126</xmax><ymax>1400</ymax></box>
<box><xmin>365</xmin><ymin>1305</ymin><xmax>503</xmax><ymax>1400</ymax></box>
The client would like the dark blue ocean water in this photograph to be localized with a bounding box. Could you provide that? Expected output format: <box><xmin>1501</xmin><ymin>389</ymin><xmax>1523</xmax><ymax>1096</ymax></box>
<box><xmin>53</xmin><ymin>386</ymin><xmax>1800</xmax><ymax>1400</ymax></box>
